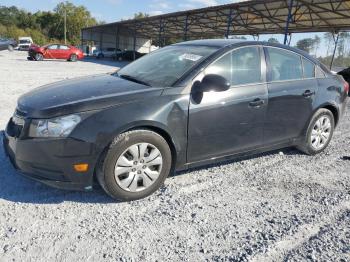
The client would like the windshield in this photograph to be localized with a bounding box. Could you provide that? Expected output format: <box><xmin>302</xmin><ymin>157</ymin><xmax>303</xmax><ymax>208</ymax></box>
<box><xmin>116</xmin><ymin>45</ymin><xmax>219</xmax><ymax>87</ymax></box>
<box><xmin>20</xmin><ymin>40</ymin><xmax>31</xmax><ymax>44</ymax></box>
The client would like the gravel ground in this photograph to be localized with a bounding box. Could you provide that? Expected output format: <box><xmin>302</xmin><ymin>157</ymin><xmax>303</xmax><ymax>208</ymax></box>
<box><xmin>0</xmin><ymin>50</ymin><xmax>349</xmax><ymax>262</ymax></box>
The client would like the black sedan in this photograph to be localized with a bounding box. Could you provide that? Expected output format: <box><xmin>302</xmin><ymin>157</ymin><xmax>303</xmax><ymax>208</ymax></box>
<box><xmin>0</xmin><ymin>37</ymin><xmax>17</xmax><ymax>51</ymax></box>
<box><xmin>113</xmin><ymin>50</ymin><xmax>145</xmax><ymax>61</ymax></box>
<box><xmin>4</xmin><ymin>40</ymin><xmax>349</xmax><ymax>201</ymax></box>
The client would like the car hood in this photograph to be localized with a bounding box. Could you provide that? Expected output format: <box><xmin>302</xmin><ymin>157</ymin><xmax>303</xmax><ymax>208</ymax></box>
<box><xmin>17</xmin><ymin>74</ymin><xmax>163</xmax><ymax>118</ymax></box>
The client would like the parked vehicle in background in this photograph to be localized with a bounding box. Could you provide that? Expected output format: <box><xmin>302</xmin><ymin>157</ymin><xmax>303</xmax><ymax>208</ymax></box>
<box><xmin>95</xmin><ymin>48</ymin><xmax>121</xmax><ymax>59</ymax></box>
<box><xmin>4</xmin><ymin>40</ymin><xmax>348</xmax><ymax>201</ymax></box>
<box><xmin>0</xmin><ymin>37</ymin><xmax>17</xmax><ymax>51</ymax></box>
<box><xmin>18</xmin><ymin>37</ymin><xmax>33</xmax><ymax>51</ymax></box>
<box><xmin>338</xmin><ymin>67</ymin><xmax>350</xmax><ymax>96</ymax></box>
<box><xmin>113</xmin><ymin>50</ymin><xmax>145</xmax><ymax>61</ymax></box>
<box><xmin>28</xmin><ymin>44</ymin><xmax>84</xmax><ymax>62</ymax></box>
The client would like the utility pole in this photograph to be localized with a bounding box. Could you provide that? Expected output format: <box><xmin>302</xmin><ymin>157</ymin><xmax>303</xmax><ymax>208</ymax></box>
<box><xmin>64</xmin><ymin>8</ymin><xmax>67</xmax><ymax>44</ymax></box>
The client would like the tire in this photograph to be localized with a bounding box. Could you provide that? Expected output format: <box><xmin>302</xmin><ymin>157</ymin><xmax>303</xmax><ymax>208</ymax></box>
<box><xmin>69</xmin><ymin>54</ymin><xmax>77</xmax><ymax>62</ymax></box>
<box><xmin>97</xmin><ymin>130</ymin><xmax>172</xmax><ymax>201</ymax></box>
<box><xmin>297</xmin><ymin>108</ymin><xmax>335</xmax><ymax>155</ymax></box>
<box><xmin>35</xmin><ymin>53</ymin><xmax>43</xmax><ymax>61</ymax></box>
<box><xmin>7</xmin><ymin>45</ymin><xmax>14</xmax><ymax>52</ymax></box>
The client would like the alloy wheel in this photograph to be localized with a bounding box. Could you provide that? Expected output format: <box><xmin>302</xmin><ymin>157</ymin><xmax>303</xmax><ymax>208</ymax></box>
<box><xmin>310</xmin><ymin>115</ymin><xmax>332</xmax><ymax>150</ymax></box>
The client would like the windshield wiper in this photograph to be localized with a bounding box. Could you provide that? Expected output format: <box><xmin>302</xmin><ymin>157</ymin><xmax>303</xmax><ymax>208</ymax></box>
<box><xmin>119</xmin><ymin>74</ymin><xmax>152</xmax><ymax>87</ymax></box>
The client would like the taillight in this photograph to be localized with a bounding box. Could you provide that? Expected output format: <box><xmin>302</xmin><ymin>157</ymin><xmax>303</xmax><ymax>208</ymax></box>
<box><xmin>344</xmin><ymin>81</ymin><xmax>349</xmax><ymax>95</ymax></box>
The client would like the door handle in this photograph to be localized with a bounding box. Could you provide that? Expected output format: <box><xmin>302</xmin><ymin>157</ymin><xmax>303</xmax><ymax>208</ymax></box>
<box><xmin>303</xmin><ymin>90</ymin><xmax>315</xmax><ymax>98</ymax></box>
<box><xmin>249</xmin><ymin>98</ymin><xmax>265</xmax><ymax>107</ymax></box>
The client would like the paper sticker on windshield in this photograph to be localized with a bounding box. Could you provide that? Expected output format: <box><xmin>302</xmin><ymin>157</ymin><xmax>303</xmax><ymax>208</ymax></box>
<box><xmin>179</xmin><ymin>53</ymin><xmax>203</xmax><ymax>62</ymax></box>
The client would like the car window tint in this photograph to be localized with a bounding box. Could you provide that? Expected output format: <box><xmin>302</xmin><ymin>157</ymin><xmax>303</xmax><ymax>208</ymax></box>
<box><xmin>205</xmin><ymin>52</ymin><xmax>232</xmax><ymax>83</ymax></box>
<box><xmin>267</xmin><ymin>48</ymin><xmax>303</xmax><ymax>81</ymax></box>
<box><xmin>316</xmin><ymin>66</ymin><xmax>326</xmax><ymax>78</ymax></box>
<box><xmin>232</xmin><ymin>47</ymin><xmax>262</xmax><ymax>85</ymax></box>
<box><xmin>303</xmin><ymin>58</ymin><xmax>315</xmax><ymax>78</ymax></box>
<box><xmin>60</xmin><ymin>45</ymin><xmax>70</xmax><ymax>50</ymax></box>
<box><xmin>48</xmin><ymin>45</ymin><xmax>58</xmax><ymax>50</ymax></box>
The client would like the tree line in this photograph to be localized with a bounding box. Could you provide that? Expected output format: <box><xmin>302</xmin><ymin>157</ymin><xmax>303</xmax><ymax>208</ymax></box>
<box><xmin>0</xmin><ymin>2</ymin><xmax>99</xmax><ymax>46</ymax></box>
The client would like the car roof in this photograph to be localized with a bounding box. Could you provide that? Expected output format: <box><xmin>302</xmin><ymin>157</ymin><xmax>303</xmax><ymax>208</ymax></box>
<box><xmin>174</xmin><ymin>39</ymin><xmax>244</xmax><ymax>47</ymax></box>
<box><xmin>175</xmin><ymin>39</ymin><xmax>323</xmax><ymax>67</ymax></box>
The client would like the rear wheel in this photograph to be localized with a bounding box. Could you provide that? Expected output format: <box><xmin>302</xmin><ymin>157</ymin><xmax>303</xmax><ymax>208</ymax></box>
<box><xmin>297</xmin><ymin>108</ymin><xmax>335</xmax><ymax>155</ymax></box>
<box><xmin>97</xmin><ymin>130</ymin><xmax>172</xmax><ymax>201</ymax></box>
<box><xmin>35</xmin><ymin>53</ymin><xmax>43</xmax><ymax>61</ymax></box>
<box><xmin>69</xmin><ymin>54</ymin><xmax>77</xmax><ymax>62</ymax></box>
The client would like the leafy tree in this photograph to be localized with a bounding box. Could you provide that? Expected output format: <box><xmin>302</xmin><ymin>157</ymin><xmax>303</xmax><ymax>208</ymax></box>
<box><xmin>134</xmin><ymin>12</ymin><xmax>149</xmax><ymax>19</ymax></box>
<box><xmin>313</xmin><ymin>35</ymin><xmax>321</xmax><ymax>57</ymax></box>
<box><xmin>54</xmin><ymin>2</ymin><xmax>98</xmax><ymax>45</ymax></box>
<box><xmin>267</xmin><ymin>37</ymin><xmax>279</xmax><ymax>44</ymax></box>
<box><xmin>296</xmin><ymin>38</ymin><xmax>316</xmax><ymax>53</ymax></box>
<box><xmin>0</xmin><ymin>2</ymin><xmax>98</xmax><ymax>46</ymax></box>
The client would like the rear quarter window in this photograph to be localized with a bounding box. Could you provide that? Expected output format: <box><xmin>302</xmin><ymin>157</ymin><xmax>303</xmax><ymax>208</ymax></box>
<box><xmin>303</xmin><ymin>58</ymin><xmax>315</xmax><ymax>78</ymax></box>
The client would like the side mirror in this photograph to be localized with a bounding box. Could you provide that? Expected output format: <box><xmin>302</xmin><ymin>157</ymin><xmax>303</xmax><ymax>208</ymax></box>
<box><xmin>195</xmin><ymin>74</ymin><xmax>230</xmax><ymax>93</ymax></box>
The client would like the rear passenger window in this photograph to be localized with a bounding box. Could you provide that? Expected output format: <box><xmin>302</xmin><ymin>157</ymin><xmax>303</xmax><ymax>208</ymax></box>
<box><xmin>231</xmin><ymin>47</ymin><xmax>262</xmax><ymax>85</ymax></box>
<box><xmin>303</xmin><ymin>58</ymin><xmax>315</xmax><ymax>78</ymax></box>
<box><xmin>267</xmin><ymin>48</ymin><xmax>303</xmax><ymax>81</ymax></box>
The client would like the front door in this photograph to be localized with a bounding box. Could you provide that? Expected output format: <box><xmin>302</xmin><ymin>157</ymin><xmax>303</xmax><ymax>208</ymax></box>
<box><xmin>263</xmin><ymin>47</ymin><xmax>318</xmax><ymax>144</ymax></box>
<box><xmin>187</xmin><ymin>46</ymin><xmax>268</xmax><ymax>163</ymax></box>
<box><xmin>44</xmin><ymin>44</ymin><xmax>60</xmax><ymax>59</ymax></box>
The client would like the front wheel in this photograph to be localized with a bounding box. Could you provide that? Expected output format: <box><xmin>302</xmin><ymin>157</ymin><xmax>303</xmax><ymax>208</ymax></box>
<box><xmin>297</xmin><ymin>108</ymin><xmax>335</xmax><ymax>155</ymax></box>
<box><xmin>35</xmin><ymin>53</ymin><xmax>43</xmax><ymax>61</ymax></box>
<box><xmin>7</xmin><ymin>45</ymin><xmax>14</xmax><ymax>52</ymax></box>
<box><xmin>97</xmin><ymin>130</ymin><xmax>172</xmax><ymax>201</ymax></box>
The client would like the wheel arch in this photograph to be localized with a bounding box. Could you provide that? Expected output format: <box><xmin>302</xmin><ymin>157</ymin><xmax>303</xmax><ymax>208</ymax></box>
<box><xmin>317</xmin><ymin>103</ymin><xmax>339</xmax><ymax>127</ymax></box>
<box><xmin>93</xmin><ymin>122</ymin><xmax>179</xmax><ymax>181</ymax></box>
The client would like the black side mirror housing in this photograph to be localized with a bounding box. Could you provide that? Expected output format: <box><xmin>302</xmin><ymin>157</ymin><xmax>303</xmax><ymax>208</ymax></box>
<box><xmin>195</xmin><ymin>74</ymin><xmax>230</xmax><ymax>93</ymax></box>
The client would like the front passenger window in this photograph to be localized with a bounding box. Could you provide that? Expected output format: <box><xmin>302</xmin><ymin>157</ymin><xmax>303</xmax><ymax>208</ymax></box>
<box><xmin>231</xmin><ymin>47</ymin><xmax>262</xmax><ymax>85</ymax></box>
<box><xmin>205</xmin><ymin>46</ymin><xmax>262</xmax><ymax>86</ymax></box>
<box><xmin>48</xmin><ymin>45</ymin><xmax>58</xmax><ymax>50</ymax></box>
<box><xmin>205</xmin><ymin>52</ymin><xmax>232</xmax><ymax>83</ymax></box>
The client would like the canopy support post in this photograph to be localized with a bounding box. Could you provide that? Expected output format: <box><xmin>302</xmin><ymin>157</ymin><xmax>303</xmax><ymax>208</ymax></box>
<box><xmin>158</xmin><ymin>18</ymin><xmax>164</xmax><ymax>47</ymax></box>
<box><xmin>225</xmin><ymin>8</ymin><xmax>233</xmax><ymax>39</ymax></box>
<box><xmin>184</xmin><ymin>14</ymin><xmax>189</xmax><ymax>41</ymax></box>
<box><xmin>330</xmin><ymin>32</ymin><xmax>340</xmax><ymax>70</ymax></box>
<box><xmin>133</xmin><ymin>26</ymin><xmax>137</xmax><ymax>61</ymax></box>
<box><xmin>115</xmin><ymin>26</ymin><xmax>120</xmax><ymax>51</ymax></box>
<box><xmin>284</xmin><ymin>0</ymin><xmax>294</xmax><ymax>45</ymax></box>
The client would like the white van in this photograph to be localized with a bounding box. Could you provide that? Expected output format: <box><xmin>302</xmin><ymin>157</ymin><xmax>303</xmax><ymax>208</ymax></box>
<box><xmin>18</xmin><ymin>37</ymin><xmax>33</xmax><ymax>51</ymax></box>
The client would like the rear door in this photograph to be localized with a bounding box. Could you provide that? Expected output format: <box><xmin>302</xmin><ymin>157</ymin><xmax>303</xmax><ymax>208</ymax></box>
<box><xmin>58</xmin><ymin>45</ymin><xmax>71</xmax><ymax>59</ymax></box>
<box><xmin>264</xmin><ymin>46</ymin><xmax>318</xmax><ymax>144</ymax></box>
<box><xmin>187</xmin><ymin>46</ymin><xmax>268</xmax><ymax>163</ymax></box>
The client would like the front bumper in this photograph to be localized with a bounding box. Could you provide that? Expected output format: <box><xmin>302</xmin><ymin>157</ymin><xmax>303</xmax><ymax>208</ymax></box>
<box><xmin>3</xmin><ymin>120</ymin><xmax>97</xmax><ymax>191</ymax></box>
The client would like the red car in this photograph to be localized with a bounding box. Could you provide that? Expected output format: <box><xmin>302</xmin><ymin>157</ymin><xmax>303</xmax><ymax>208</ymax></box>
<box><xmin>28</xmin><ymin>44</ymin><xmax>84</xmax><ymax>62</ymax></box>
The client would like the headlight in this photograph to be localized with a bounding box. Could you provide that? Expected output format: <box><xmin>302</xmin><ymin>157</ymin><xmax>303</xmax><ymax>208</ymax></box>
<box><xmin>29</xmin><ymin>114</ymin><xmax>82</xmax><ymax>138</ymax></box>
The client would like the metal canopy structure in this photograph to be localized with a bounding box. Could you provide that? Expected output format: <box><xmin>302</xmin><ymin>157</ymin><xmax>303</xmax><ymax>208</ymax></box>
<box><xmin>82</xmin><ymin>0</ymin><xmax>350</xmax><ymax>43</ymax></box>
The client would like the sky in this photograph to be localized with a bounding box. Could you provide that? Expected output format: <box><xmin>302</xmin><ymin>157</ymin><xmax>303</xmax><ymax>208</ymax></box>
<box><xmin>2</xmin><ymin>0</ymin><xmax>330</xmax><ymax>56</ymax></box>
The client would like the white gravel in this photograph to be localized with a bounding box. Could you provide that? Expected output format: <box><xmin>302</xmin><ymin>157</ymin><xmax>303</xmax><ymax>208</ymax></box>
<box><xmin>0</xmin><ymin>50</ymin><xmax>349</xmax><ymax>262</ymax></box>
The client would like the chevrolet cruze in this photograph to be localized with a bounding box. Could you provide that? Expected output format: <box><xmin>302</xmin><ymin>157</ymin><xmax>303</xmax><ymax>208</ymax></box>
<box><xmin>4</xmin><ymin>40</ymin><xmax>349</xmax><ymax>201</ymax></box>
